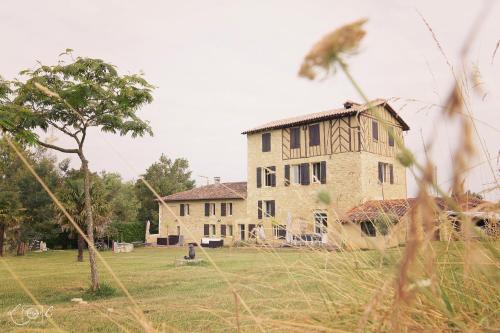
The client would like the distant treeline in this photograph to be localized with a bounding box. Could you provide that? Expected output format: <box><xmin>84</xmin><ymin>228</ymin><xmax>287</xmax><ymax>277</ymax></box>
<box><xmin>0</xmin><ymin>138</ymin><xmax>194</xmax><ymax>255</ymax></box>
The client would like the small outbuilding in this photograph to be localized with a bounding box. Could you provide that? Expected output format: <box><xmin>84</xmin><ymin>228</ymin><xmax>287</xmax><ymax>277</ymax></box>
<box><xmin>337</xmin><ymin>196</ymin><xmax>491</xmax><ymax>250</ymax></box>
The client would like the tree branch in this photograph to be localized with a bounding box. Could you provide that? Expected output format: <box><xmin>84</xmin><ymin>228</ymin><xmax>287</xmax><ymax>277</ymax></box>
<box><xmin>47</xmin><ymin>121</ymin><xmax>81</xmax><ymax>145</ymax></box>
<box><xmin>36</xmin><ymin>140</ymin><xmax>79</xmax><ymax>154</ymax></box>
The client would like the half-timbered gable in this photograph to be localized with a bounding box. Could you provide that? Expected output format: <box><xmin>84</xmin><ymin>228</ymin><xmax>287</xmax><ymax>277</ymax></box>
<box><xmin>243</xmin><ymin>99</ymin><xmax>409</xmax><ymax>161</ymax></box>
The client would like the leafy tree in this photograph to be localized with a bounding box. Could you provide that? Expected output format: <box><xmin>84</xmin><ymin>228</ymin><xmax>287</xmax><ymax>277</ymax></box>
<box><xmin>57</xmin><ymin>170</ymin><xmax>111</xmax><ymax>262</ymax></box>
<box><xmin>0</xmin><ymin>137</ymin><xmax>26</xmax><ymax>256</ymax></box>
<box><xmin>17</xmin><ymin>148</ymin><xmax>63</xmax><ymax>248</ymax></box>
<box><xmin>1</xmin><ymin>51</ymin><xmax>154</xmax><ymax>290</ymax></box>
<box><xmin>135</xmin><ymin>155</ymin><xmax>194</xmax><ymax>233</ymax></box>
<box><xmin>101</xmin><ymin>172</ymin><xmax>142</xmax><ymax>242</ymax></box>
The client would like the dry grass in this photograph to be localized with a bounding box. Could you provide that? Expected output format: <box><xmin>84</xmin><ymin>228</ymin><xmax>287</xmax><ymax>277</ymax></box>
<box><xmin>1</xmin><ymin>6</ymin><xmax>499</xmax><ymax>333</ymax></box>
<box><xmin>0</xmin><ymin>244</ymin><xmax>498</xmax><ymax>332</ymax></box>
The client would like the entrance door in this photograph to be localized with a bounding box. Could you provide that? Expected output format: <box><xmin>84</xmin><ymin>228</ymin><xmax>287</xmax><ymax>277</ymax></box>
<box><xmin>239</xmin><ymin>224</ymin><xmax>246</xmax><ymax>240</ymax></box>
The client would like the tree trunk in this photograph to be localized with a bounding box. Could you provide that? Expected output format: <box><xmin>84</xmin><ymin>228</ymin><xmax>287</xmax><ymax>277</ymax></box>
<box><xmin>17</xmin><ymin>242</ymin><xmax>26</xmax><ymax>256</ymax></box>
<box><xmin>77</xmin><ymin>233</ymin><xmax>85</xmax><ymax>262</ymax></box>
<box><xmin>81</xmin><ymin>155</ymin><xmax>100</xmax><ymax>291</ymax></box>
<box><xmin>0</xmin><ymin>223</ymin><xmax>5</xmax><ymax>257</ymax></box>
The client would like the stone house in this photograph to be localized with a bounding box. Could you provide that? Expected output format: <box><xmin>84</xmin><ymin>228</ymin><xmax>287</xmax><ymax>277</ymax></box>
<box><xmin>146</xmin><ymin>181</ymin><xmax>247</xmax><ymax>246</ymax></box>
<box><xmin>147</xmin><ymin>99</ymin><xmax>414</xmax><ymax>247</ymax></box>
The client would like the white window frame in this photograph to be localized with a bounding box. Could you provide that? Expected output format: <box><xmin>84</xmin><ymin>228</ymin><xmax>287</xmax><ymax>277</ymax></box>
<box><xmin>264</xmin><ymin>167</ymin><xmax>274</xmax><ymax>187</ymax></box>
<box><xmin>264</xmin><ymin>201</ymin><xmax>274</xmax><ymax>218</ymax></box>
<box><xmin>272</xmin><ymin>225</ymin><xmax>286</xmax><ymax>239</ymax></box>
<box><xmin>378</xmin><ymin>163</ymin><xmax>394</xmax><ymax>184</ymax></box>
<box><xmin>209</xmin><ymin>203</ymin><xmax>216</xmax><ymax>216</ymax></box>
<box><xmin>312</xmin><ymin>162</ymin><xmax>321</xmax><ymax>183</ymax></box>
<box><xmin>314</xmin><ymin>211</ymin><xmax>328</xmax><ymax>234</ymax></box>
<box><xmin>291</xmin><ymin>164</ymin><xmax>301</xmax><ymax>185</ymax></box>
<box><xmin>211</xmin><ymin>224</ymin><xmax>216</xmax><ymax>236</ymax></box>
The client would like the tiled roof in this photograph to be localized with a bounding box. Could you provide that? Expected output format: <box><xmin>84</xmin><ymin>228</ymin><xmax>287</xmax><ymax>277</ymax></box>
<box><xmin>342</xmin><ymin>197</ymin><xmax>486</xmax><ymax>222</ymax></box>
<box><xmin>241</xmin><ymin>99</ymin><xmax>410</xmax><ymax>134</ymax></box>
<box><xmin>159</xmin><ymin>182</ymin><xmax>247</xmax><ymax>202</ymax></box>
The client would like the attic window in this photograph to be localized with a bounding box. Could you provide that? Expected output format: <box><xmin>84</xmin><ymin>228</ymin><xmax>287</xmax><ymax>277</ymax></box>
<box><xmin>309</xmin><ymin>124</ymin><xmax>320</xmax><ymax>146</ymax></box>
<box><xmin>290</xmin><ymin>127</ymin><xmax>301</xmax><ymax>149</ymax></box>
<box><xmin>372</xmin><ymin>120</ymin><xmax>379</xmax><ymax>141</ymax></box>
<box><xmin>344</xmin><ymin>101</ymin><xmax>353</xmax><ymax>109</ymax></box>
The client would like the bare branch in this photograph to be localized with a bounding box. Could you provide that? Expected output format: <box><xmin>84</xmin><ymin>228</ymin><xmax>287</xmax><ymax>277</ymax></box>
<box><xmin>47</xmin><ymin>121</ymin><xmax>81</xmax><ymax>144</ymax></box>
<box><xmin>36</xmin><ymin>140</ymin><xmax>79</xmax><ymax>154</ymax></box>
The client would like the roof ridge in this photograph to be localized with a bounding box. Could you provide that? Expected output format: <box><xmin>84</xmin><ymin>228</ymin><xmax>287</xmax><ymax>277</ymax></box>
<box><xmin>159</xmin><ymin>181</ymin><xmax>247</xmax><ymax>202</ymax></box>
<box><xmin>241</xmin><ymin>99</ymin><xmax>405</xmax><ymax>135</ymax></box>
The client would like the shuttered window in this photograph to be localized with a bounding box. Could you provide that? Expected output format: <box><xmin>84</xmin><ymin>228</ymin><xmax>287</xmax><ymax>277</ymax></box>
<box><xmin>284</xmin><ymin>165</ymin><xmax>290</xmax><ymax>186</ymax></box>
<box><xmin>264</xmin><ymin>166</ymin><xmax>276</xmax><ymax>187</ymax></box>
<box><xmin>312</xmin><ymin>161</ymin><xmax>327</xmax><ymax>184</ymax></box>
<box><xmin>378</xmin><ymin>162</ymin><xmax>394</xmax><ymax>184</ymax></box>
<box><xmin>221</xmin><ymin>224</ymin><xmax>227</xmax><ymax>237</ymax></box>
<box><xmin>256</xmin><ymin>167</ymin><xmax>262</xmax><ymax>188</ymax></box>
<box><xmin>262</xmin><ymin>133</ymin><xmax>271</xmax><ymax>152</ymax></box>
<box><xmin>372</xmin><ymin>120</ymin><xmax>379</xmax><ymax>141</ymax></box>
<box><xmin>378</xmin><ymin>162</ymin><xmax>384</xmax><ymax>183</ymax></box>
<box><xmin>180</xmin><ymin>204</ymin><xmax>189</xmax><ymax>216</ymax></box>
<box><xmin>220</xmin><ymin>203</ymin><xmax>233</xmax><ymax>216</ymax></box>
<box><xmin>300</xmin><ymin>163</ymin><xmax>310</xmax><ymax>185</ymax></box>
<box><xmin>290</xmin><ymin>127</ymin><xmax>301</xmax><ymax>149</ymax></box>
<box><xmin>205</xmin><ymin>203</ymin><xmax>216</xmax><ymax>216</ymax></box>
<box><xmin>239</xmin><ymin>224</ymin><xmax>245</xmax><ymax>240</ymax></box>
<box><xmin>203</xmin><ymin>224</ymin><xmax>210</xmax><ymax>236</ymax></box>
<box><xmin>265</xmin><ymin>200</ymin><xmax>275</xmax><ymax>217</ymax></box>
<box><xmin>309</xmin><ymin>124</ymin><xmax>320</xmax><ymax>146</ymax></box>
<box><xmin>257</xmin><ymin>200</ymin><xmax>262</xmax><ymax>219</ymax></box>
<box><xmin>320</xmin><ymin>161</ymin><xmax>326</xmax><ymax>184</ymax></box>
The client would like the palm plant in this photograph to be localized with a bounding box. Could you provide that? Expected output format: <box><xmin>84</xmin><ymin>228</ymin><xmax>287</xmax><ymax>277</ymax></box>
<box><xmin>57</xmin><ymin>172</ymin><xmax>111</xmax><ymax>262</ymax></box>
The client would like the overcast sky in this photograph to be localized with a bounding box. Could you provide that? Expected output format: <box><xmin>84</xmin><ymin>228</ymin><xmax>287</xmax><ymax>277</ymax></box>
<box><xmin>1</xmin><ymin>0</ymin><xmax>499</xmax><ymax>200</ymax></box>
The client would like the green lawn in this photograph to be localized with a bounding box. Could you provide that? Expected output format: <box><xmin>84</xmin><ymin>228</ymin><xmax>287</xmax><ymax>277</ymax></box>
<box><xmin>0</xmin><ymin>244</ymin><xmax>498</xmax><ymax>332</ymax></box>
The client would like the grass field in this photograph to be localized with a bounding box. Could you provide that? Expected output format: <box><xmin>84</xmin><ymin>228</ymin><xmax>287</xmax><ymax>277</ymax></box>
<box><xmin>0</xmin><ymin>244</ymin><xmax>498</xmax><ymax>332</ymax></box>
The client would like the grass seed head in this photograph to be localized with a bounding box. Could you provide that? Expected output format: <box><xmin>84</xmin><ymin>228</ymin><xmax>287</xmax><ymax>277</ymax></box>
<box><xmin>299</xmin><ymin>18</ymin><xmax>368</xmax><ymax>80</ymax></box>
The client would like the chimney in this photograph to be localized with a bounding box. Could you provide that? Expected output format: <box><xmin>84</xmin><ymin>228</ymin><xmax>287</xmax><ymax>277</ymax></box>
<box><xmin>344</xmin><ymin>101</ymin><xmax>353</xmax><ymax>109</ymax></box>
<box><xmin>214</xmin><ymin>177</ymin><xmax>221</xmax><ymax>184</ymax></box>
